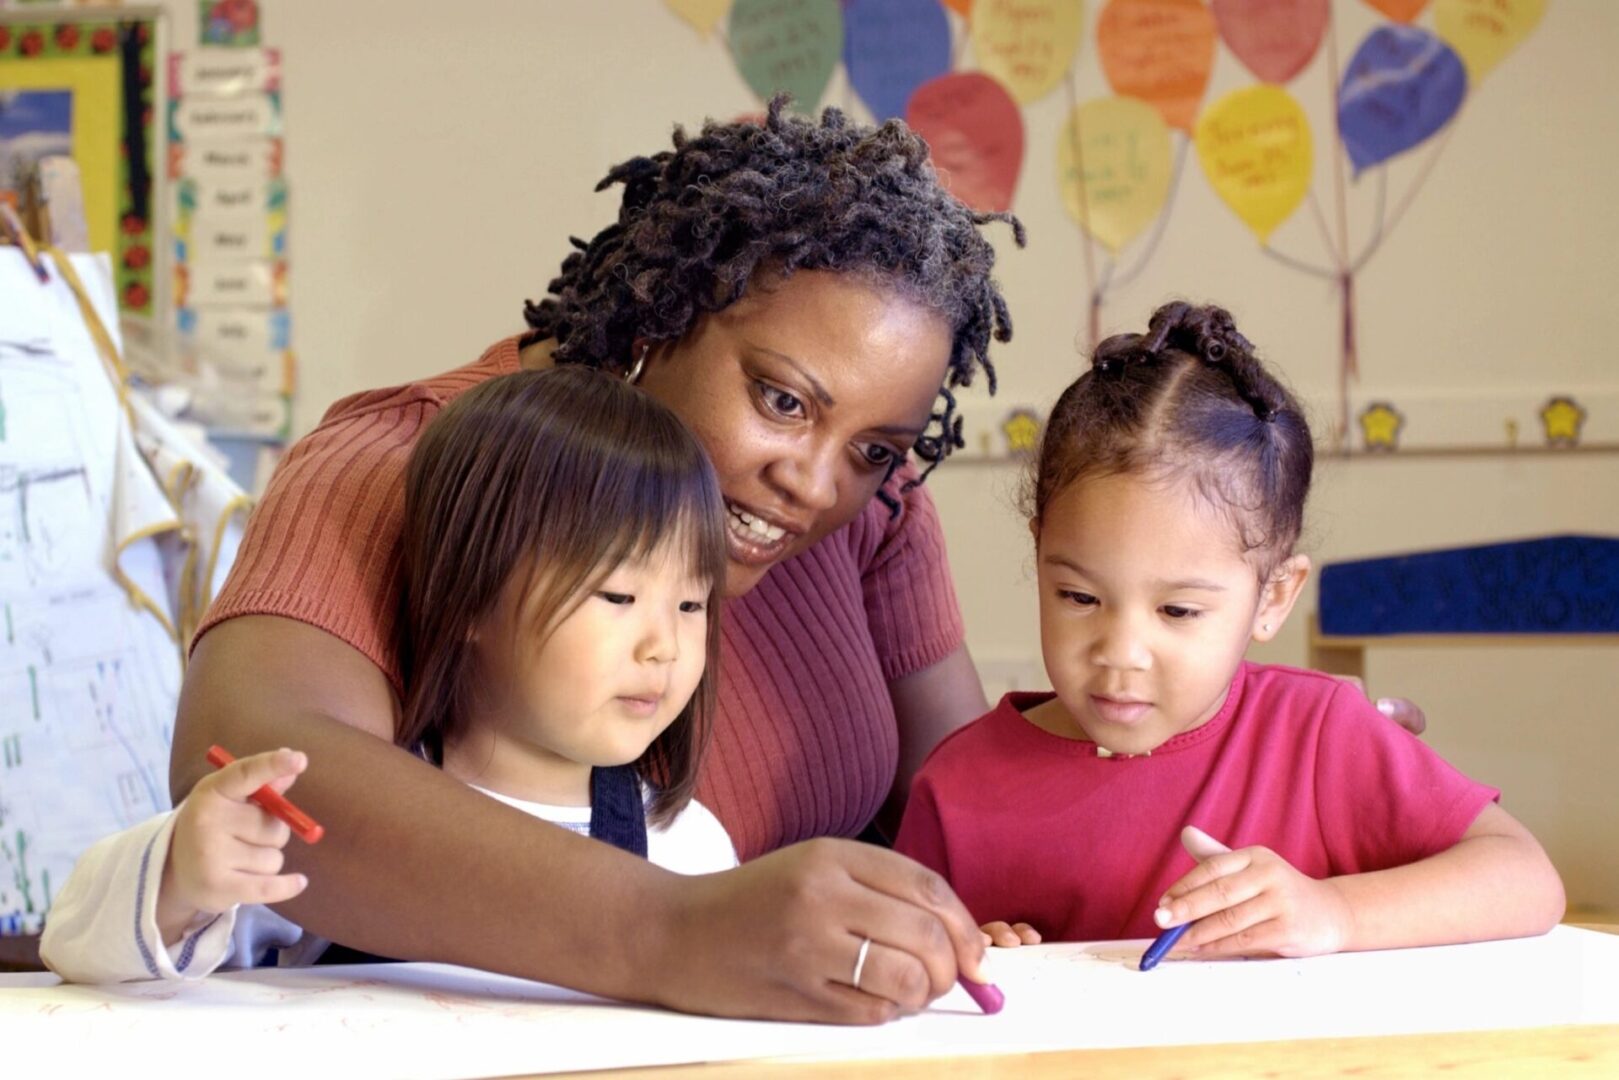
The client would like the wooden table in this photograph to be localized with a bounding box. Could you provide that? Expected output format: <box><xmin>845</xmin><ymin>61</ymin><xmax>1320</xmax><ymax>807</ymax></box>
<box><xmin>562</xmin><ymin>1026</ymin><xmax>1618</xmax><ymax>1078</ymax></box>
<box><xmin>0</xmin><ymin>932</ymin><xmax>40</xmax><ymax>973</ymax></box>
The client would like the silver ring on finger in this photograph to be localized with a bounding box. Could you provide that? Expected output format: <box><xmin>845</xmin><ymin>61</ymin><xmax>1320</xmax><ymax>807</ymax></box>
<box><xmin>851</xmin><ymin>935</ymin><xmax>872</xmax><ymax>990</ymax></box>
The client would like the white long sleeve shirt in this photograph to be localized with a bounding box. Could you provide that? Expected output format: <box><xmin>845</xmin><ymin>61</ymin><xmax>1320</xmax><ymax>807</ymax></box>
<box><xmin>40</xmin><ymin>784</ymin><xmax>737</xmax><ymax>983</ymax></box>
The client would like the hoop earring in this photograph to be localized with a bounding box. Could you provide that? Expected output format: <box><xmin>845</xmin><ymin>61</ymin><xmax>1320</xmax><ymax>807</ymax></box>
<box><xmin>626</xmin><ymin>343</ymin><xmax>649</xmax><ymax>385</ymax></box>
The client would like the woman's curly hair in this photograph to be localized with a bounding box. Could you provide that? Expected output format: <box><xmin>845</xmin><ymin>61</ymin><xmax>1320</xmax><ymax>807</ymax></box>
<box><xmin>524</xmin><ymin>95</ymin><xmax>1025</xmax><ymax>489</ymax></box>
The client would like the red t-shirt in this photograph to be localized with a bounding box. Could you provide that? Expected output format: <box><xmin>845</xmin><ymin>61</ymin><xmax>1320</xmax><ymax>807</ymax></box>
<box><xmin>894</xmin><ymin>662</ymin><xmax>1499</xmax><ymax>941</ymax></box>
<box><xmin>197</xmin><ymin>337</ymin><xmax>965</xmax><ymax>861</ymax></box>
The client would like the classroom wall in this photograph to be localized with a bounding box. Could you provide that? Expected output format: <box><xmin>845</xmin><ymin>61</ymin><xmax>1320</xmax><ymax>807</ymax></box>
<box><xmin>158</xmin><ymin>2</ymin><xmax>1618</xmax><ymax>908</ymax></box>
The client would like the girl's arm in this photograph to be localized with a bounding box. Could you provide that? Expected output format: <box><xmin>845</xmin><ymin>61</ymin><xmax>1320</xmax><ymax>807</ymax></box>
<box><xmin>172</xmin><ymin>615</ymin><xmax>989</xmax><ymax>1023</ymax></box>
<box><xmin>1158</xmin><ymin>806</ymin><xmax>1565</xmax><ymax>958</ymax></box>
<box><xmin>1325</xmin><ymin>803</ymin><xmax>1565</xmax><ymax>951</ymax></box>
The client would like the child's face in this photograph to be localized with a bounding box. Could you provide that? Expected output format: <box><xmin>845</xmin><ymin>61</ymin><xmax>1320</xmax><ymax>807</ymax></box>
<box><xmin>476</xmin><ymin>540</ymin><xmax>711</xmax><ymax>798</ymax></box>
<box><xmin>1033</xmin><ymin>472</ymin><xmax>1305</xmax><ymax>756</ymax></box>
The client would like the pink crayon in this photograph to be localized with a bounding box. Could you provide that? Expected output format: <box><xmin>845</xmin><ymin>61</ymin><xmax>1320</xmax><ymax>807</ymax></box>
<box><xmin>959</xmin><ymin>974</ymin><xmax>1005</xmax><ymax>1015</ymax></box>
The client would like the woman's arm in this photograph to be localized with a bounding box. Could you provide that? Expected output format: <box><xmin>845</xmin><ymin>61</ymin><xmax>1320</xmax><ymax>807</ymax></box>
<box><xmin>879</xmin><ymin>644</ymin><xmax>990</xmax><ymax>837</ymax></box>
<box><xmin>172</xmin><ymin>616</ymin><xmax>988</xmax><ymax>1023</ymax></box>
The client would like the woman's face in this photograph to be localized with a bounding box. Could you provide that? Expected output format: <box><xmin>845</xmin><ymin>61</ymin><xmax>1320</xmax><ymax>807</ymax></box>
<box><xmin>637</xmin><ymin>270</ymin><xmax>953</xmax><ymax>598</ymax></box>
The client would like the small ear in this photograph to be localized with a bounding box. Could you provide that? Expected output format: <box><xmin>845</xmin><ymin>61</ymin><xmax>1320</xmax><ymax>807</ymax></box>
<box><xmin>1029</xmin><ymin>516</ymin><xmax>1041</xmax><ymax>543</ymax></box>
<box><xmin>1252</xmin><ymin>555</ymin><xmax>1311</xmax><ymax>643</ymax></box>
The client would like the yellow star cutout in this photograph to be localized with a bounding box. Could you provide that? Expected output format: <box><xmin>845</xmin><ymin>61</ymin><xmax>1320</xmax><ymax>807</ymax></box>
<box><xmin>1001</xmin><ymin>409</ymin><xmax>1041</xmax><ymax>455</ymax></box>
<box><xmin>1358</xmin><ymin>402</ymin><xmax>1403</xmax><ymax>451</ymax></box>
<box><xmin>1540</xmin><ymin>396</ymin><xmax>1586</xmax><ymax>447</ymax></box>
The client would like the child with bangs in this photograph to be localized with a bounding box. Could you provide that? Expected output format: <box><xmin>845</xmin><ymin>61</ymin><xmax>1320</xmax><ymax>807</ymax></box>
<box><xmin>44</xmin><ymin>366</ymin><xmax>737</xmax><ymax>981</ymax></box>
<box><xmin>896</xmin><ymin>302</ymin><xmax>1564</xmax><ymax>960</ymax></box>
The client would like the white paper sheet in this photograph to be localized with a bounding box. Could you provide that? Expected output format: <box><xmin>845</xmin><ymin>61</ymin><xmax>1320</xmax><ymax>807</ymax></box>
<box><xmin>0</xmin><ymin>251</ymin><xmax>183</xmax><ymax>935</ymax></box>
<box><xmin>3</xmin><ymin>927</ymin><xmax>1615</xmax><ymax>1079</ymax></box>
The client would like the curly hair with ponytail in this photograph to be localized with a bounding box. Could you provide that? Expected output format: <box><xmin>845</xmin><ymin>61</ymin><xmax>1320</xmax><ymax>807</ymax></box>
<box><xmin>1025</xmin><ymin>302</ymin><xmax>1314</xmax><ymax>575</ymax></box>
<box><xmin>523</xmin><ymin>95</ymin><xmax>1024</xmax><ymax>491</ymax></box>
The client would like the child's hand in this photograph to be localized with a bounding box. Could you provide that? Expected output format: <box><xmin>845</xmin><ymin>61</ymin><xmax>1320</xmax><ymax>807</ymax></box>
<box><xmin>979</xmin><ymin>921</ymin><xmax>1041</xmax><ymax>948</ymax></box>
<box><xmin>155</xmin><ymin>748</ymin><xmax>311</xmax><ymax>945</ymax></box>
<box><xmin>1155</xmin><ymin>826</ymin><xmax>1352</xmax><ymax>960</ymax></box>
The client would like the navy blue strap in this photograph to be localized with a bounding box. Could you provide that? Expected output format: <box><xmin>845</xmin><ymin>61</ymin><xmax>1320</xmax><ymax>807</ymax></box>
<box><xmin>589</xmin><ymin>764</ymin><xmax>648</xmax><ymax>858</ymax></box>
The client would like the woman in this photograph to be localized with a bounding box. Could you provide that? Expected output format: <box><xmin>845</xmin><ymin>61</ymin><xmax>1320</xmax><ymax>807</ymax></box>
<box><xmin>172</xmin><ymin>99</ymin><xmax>1418</xmax><ymax>1023</ymax></box>
<box><xmin>175</xmin><ymin>99</ymin><xmax>1010</xmax><ymax>1024</ymax></box>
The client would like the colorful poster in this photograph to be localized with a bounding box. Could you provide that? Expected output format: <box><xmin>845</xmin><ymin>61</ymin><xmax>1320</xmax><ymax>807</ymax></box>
<box><xmin>0</xmin><ymin>87</ymin><xmax>71</xmax><ymax>205</ymax></box>
<box><xmin>0</xmin><ymin>16</ymin><xmax>159</xmax><ymax>315</ymax></box>
<box><xmin>198</xmin><ymin>0</ymin><xmax>261</xmax><ymax>48</ymax></box>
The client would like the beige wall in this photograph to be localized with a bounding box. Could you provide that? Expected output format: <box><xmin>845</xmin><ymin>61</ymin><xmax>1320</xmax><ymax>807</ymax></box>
<box><xmin>166</xmin><ymin>3</ymin><xmax>1617</xmax><ymax>907</ymax></box>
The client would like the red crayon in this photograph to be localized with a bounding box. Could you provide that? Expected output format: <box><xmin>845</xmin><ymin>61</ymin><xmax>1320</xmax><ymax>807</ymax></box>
<box><xmin>206</xmin><ymin>744</ymin><xmax>325</xmax><ymax>844</ymax></box>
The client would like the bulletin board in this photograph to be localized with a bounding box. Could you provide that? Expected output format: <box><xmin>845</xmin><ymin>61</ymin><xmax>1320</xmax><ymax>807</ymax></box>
<box><xmin>0</xmin><ymin>6</ymin><xmax>165</xmax><ymax>320</ymax></box>
<box><xmin>677</xmin><ymin>0</ymin><xmax>1615</xmax><ymax>458</ymax></box>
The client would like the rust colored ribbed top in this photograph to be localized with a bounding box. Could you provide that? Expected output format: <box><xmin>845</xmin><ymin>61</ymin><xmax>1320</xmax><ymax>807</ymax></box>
<box><xmin>198</xmin><ymin>337</ymin><xmax>965</xmax><ymax>860</ymax></box>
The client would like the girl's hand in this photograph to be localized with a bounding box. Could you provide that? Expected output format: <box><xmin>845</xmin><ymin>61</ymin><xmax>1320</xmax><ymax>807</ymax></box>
<box><xmin>1156</xmin><ymin>826</ymin><xmax>1353</xmax><ymax>960</ymax></box>
<box><xmin>156</xmin><ymin>748</ymin><xmax>311</xmax><ymax>945</ymax></box>
<box><xmin>980</xmin><ymin>920</ymin><xmax>1041</xmax><ymax>948</ymax></box>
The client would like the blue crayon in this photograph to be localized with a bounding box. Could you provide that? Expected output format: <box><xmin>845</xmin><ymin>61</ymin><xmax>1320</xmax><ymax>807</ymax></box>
<box><xmin>1139</xmin><ymin>921</ymin><xmax>1190</xmax><ymax>971</ymax></box>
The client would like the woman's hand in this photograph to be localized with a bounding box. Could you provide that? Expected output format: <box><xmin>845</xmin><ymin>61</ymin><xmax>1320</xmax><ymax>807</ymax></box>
<box><xmin>654</xmin><ymin>838</ymin><xmax>989</xmax><ymax>1024</ymax></box>
<box><xmin>980</xmin><ymin>920</ymin><xmax>1041</xmax><ymax>948</ymax></box>
<box><xmin>1374</xmin><ymin>696</ymin><xmax>1426</xmax><ymax>736</ymax></box>
<box><xmin>156</xmin><ymin>748</ymin><xmax>310</xmax><ymax>945</ymax></box>
<box><xmin>1154</xmin><ymin>827</ymin><xmax>1352</xmax><ymax>960</ymax></box>
<box><xmin>1332</xmin><ymin>674</ymin><xmax>1427</xmax><ymax>736</ymax></box>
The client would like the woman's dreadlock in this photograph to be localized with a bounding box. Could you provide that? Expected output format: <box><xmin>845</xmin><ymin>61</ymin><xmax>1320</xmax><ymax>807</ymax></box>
<box><xmin>523</xmin><ymin>95</ymin><xmax>1025</xmax><ymax>498</ymax></box>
